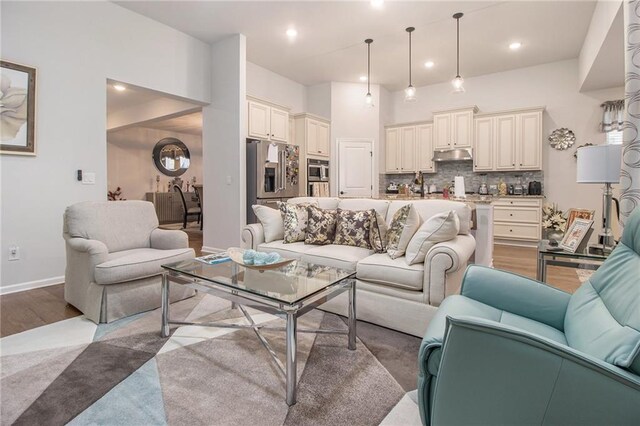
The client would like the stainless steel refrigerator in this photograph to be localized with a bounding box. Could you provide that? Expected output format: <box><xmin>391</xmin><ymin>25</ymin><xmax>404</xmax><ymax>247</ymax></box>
<box><xmin>246</xmin><ymin>139</ymin><xmax>300</xmax><ymax>223</ymax></box>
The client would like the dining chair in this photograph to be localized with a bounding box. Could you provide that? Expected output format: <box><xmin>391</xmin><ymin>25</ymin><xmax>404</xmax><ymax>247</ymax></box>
<box><xmin>174</xmin><ymin>185</ymin><xmax>201</xmax><ymax>229</ymax></box>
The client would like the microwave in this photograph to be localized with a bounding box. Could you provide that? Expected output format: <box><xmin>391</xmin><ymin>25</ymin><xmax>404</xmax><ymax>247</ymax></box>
<box><xmin>308</xmin><ymin>159</ymin><xmax>329</xmax><ymax>182</ymax></box>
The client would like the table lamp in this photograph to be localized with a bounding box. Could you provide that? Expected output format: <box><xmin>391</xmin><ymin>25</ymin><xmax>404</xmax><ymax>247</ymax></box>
<box><xmin>576</xmin><ymin>144</ymin><xmax>622</xmax><ymax>254</ymax></box>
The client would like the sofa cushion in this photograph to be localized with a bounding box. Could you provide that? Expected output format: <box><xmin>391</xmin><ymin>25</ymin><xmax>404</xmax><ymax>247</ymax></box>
<box><xmin>257</xmin><ymin>241</ymin><xmax>316</xmax><ymax>260</ymax></box>
<box><xmin>334</xmin><ymin>208</ymin><xmax>374</xmax><ymax>249</ymax></box>
<box><xmin>252</xmin><ymin>205</ymin><xmax>284</xmax><ymax>243</ymax></box>
<box><xmin>564</xmin><ymin>241</ymin><xmax>640</xmax><ymax>371</ymax></box>
<box><xmin>305</xmin><ymin>205</ymin><xmax>337</xmax><ymax>245</ymax></box>
<box><xmin>289</xmin><ymin>197</ymin><xmax>340</xmax><ymax>210</ymax></box>
<box><xmin>95</xmin><ymin>248</ymin><xmax>194</xmax><ymax>285</ymax></box>
<box><xmin>64</xmin><ymin>200</ymin><xmax>158</xmax><ymax>252</ymax></box>
<box><xmin>337</xmin><ymin>198</ymin><xmax>390</xmax><ymax>218</ymax></box>
<box><xmin>387</xmin><ymin>204</ymin><xmax>421</xmax><ymax>259</ymax></box>
<box><xmin>302</xmin><ymin>244</ymin><xmax>373</xmax><ymax>271</ymax></box>
<box><xmin>357</xmin><ymin>253</ymin><xmax>424</xmax><ymax>291</ymax></box>
<box><xmin>405</xmin><ymin>210</ymin><xmax>460</xmax><ymax>265</ymax></box>
<box><xmin>387</xmin><ymin>200</ymin><xmax>472</xmax><ymax>235</ymax></box>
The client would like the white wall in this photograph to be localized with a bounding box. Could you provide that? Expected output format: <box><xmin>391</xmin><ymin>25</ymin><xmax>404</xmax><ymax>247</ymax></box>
<box><xmin>246</xmin><ymin>61</ymin><xmax>306</xmax><ymax>113</ymax></box>
<box><xmin>0</xmin><ymin>1</ymin><xmax>211</xmax><ymax>291</ymax></box>
<box><xmin>389</xmin><ymin>59</ymin><xmax>623</xmax><ymax>237</ymax></box>
<box><xmin>330</xmin><ymin>82</ymin><xmax>383</xmax><ymax>196</ymax></box>
<box><xmin>306</xmin><ymin>83</ymin><xmax>332</xmax><ymax>119</ymax></box>
<box><xmin>107</xmin><ymin>128</ymin><xmax>203</xmax><ymax>200</ymax></box>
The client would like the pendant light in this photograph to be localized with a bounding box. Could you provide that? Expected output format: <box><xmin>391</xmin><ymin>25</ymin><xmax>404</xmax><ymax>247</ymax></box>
<box><xmin>404</xmin><ymin>27</ymin><xmax>416</xmax><ymax>102</ymax></box>
<box><xmin>452</xmin><ymin>13</ymin><xmax>465</xmax><ymax>93</ymax></box>
<box><xmin>365</xmin><ymin>38</ymin><xmax>374</xmax><ymax>107</ymax></box>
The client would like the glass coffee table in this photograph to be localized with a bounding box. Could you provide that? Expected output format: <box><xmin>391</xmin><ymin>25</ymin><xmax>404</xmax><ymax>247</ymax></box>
<box><xmin>160</xmin><ymin>258</ymin><xmax>356</xmax><ymax>406</ymax></box>
<box><xmin>536</xmin><ymin>240</ymin><xmax>609</xmax><ymax>283</ymax></box>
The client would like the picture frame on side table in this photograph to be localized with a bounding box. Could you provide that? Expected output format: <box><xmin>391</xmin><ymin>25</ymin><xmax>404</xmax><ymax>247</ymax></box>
<box><xmin>566</xmin><ymin>208</ymin><xmax>595</xmax><ymax>229</ymax></box>
<box><xmin>1</xmin><ymin>60</ymin><xmax>36</xmax><ymax>156</ymax></box>
<box><xmin>560</xmin><ymin>218</ymin><xmax>594</xmax><ymax>253</ymax></box>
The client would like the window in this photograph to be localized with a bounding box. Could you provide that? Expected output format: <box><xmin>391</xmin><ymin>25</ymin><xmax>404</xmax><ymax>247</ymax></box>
<box><xmin>606</xmin><ymin>130</ymin><xmax>623</xmax><ymax>145</ymax></box>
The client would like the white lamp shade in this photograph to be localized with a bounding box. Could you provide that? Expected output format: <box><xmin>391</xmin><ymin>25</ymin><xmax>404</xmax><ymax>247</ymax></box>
<box><xmin>576</xmin><ymin>144</ymin><xmax>622</xmax><ymax>184</ymax></box>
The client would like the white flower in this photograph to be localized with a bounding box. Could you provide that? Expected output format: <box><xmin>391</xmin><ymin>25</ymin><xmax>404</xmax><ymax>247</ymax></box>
<box><xmin>542</xmin><ymin>219</ymin><xmax>552</xmax><ymax>229</ymax></box>
<box><xmin>551</xmin><ymin>213</ymin><xmax>563</xmax><ymax>223</ymax></box>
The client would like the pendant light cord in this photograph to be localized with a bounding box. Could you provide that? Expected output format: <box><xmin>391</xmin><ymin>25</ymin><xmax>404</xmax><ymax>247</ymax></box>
<box><xmin>456</xmin><ymin>16</ymin><xmax>460</xmax><ymax>77</ymax></box>
<box><xmin>409</xmin><ymin>30</ymin><xmax>412</xmax><ymax>86</ymax></box>
<box><xmin>368</xmin><ymin>41</ymin><xmax>371</xmax><ymax>93</ymax></box>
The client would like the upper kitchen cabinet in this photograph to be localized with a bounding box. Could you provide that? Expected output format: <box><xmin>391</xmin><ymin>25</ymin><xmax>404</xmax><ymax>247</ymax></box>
<box><xmin>293</xmin><ymin>113</ymin><xmax>331</xmax><ymax>158</ymax></box>
<box><xmin>247</xmin><ymin>97</ymin><xmax>290</xmax><ymax>143</ymax></box>
<box><xmin>416</xmin><ymin>123</ymin><xmax>435</xmax><ymax>172</ymax></box>
<box><xmin>473</xmin><ymin>107</ymin><xmax>544</xmax><ymax>172</ymax></box>
<box><xmin>433</xmin><ymin>106</ymin><xmax>478</xmax><ymax>150</ymax></box>
<box><xmin>385</xmin><ymin>123</ymin><xmax>434</xmax><ymax>173</ymax></box>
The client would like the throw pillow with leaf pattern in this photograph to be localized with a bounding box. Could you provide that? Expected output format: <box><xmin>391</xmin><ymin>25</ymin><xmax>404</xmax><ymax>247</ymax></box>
<box><xmin>334</xmin><ymin>208</ymin><xmax>373</xmax><ymax>249</ymax></box>
<box><xmin>305</xmin><ymin>205</ymin><xmax>337</xmax><ymax>245</ymax></box>
<box><xmin>278</xmin><ymin>201</ymin><xmax>317</xmax><ymax>243</ymax></box>
<box><xmin>386</xmin><ymin>204</ymin><xmax>421</xmax><ymax>259</ymax></box>
<box><xmin>369</xmin><ymin>211</ymin><xmax>388</xmax><ymax>253</ymax></box>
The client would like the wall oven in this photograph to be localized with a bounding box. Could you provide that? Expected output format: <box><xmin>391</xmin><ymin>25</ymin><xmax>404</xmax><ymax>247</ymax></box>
<box><xmin>308</xmin><ymin>159</ymin><xmax>329</xmax><ymax>182</ymax></box>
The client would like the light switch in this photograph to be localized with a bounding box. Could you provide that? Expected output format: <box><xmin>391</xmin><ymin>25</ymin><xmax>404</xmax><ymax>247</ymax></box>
<box><xmin>82</xmin><ymin>172</ymin><xmax>96</xmax><ymax>185</ymax></box>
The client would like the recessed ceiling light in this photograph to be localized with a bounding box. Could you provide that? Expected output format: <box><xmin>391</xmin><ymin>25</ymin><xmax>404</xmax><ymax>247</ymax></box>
<box><xmin>371</xmin><ymin>0</ymin><xmax>384</xmax><ymax>9</ymax></box>
<box><xmin>113</xmin><ymin>84</ymin><xmax>126</xmax><ymax>92</ymax></box>
<box><xmin>509</xmin><ymin>42</ymin><xmax>522</xmax><ymax>50</ymax></box>
<box><xmin>360</xmin><ymin>75</ymin><xmax>368</xmax><ymax>82</ymax></box>
<box><xmin>424</xmin><ymin>61</ymin><xmax>435</xmax><ymax>68</ymax></box>
<box><xmin>286</xmin><ymin>28</ymin><xmax>298</xmax><ymax>38</ymax></box>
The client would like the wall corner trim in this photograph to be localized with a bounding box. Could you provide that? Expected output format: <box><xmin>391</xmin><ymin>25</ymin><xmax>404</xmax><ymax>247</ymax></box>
<box><xmin>0</xmin><ymin>276</ymin><xmax>65</xmax><ymax>296</ymax></box>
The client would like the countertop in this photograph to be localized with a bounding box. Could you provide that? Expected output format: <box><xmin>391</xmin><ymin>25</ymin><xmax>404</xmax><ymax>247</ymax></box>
<box><xmin>377</xmin><ymin>193</ymin><xmax>545</xmax><ymax>204</ymax></box>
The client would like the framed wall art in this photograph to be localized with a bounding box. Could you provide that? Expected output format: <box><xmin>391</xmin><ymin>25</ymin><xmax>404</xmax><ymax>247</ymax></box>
<box><xmin>560</xmin><ymin>218</ymin><xmax>594</xmax><ymax>253</ymax></box>
<box><xmin>1</xmin><ymin>60</ymin><xmax>36</xmax><ymax>156</ymax></box>
<box><xmin>566</xmin><ymin>208</ymin><xmax>595</xmax><ymax>229</ymax></box>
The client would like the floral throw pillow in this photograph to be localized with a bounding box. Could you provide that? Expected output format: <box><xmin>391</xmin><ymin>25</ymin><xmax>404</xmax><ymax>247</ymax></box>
<box><xmin>334</xmin><ymin>208</ymin><xmax>373</xmax><ymax>249</ymax></box>
<box><xmin>369</xmin><ymin>211</ymin><xmax>388</xmax><ymax>253</ymax></box>
<box><xmin>386</xmin><ymin>204</ymin><xmax>421</xmax><ymax>259</ymax></box>
<box><xmin>305</xmin><ymin>205</ymin><xmax>337</xmax><ymax>245</ymax></box>
<box><xmin>278</xmin><ymin>202</ymin><xmax>314</xmax><ymax>243</ymax></box>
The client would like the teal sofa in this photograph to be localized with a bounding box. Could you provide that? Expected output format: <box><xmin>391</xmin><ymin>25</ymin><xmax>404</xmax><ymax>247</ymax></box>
<box><xmin>418</xmin><ymin>208</ymin><xmax>640</xmax><ymax>425</ymax></box>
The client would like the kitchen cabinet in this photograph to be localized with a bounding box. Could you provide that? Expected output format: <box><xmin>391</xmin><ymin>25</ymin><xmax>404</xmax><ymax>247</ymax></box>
<box><xmin>493</xmin><ymin>198</ymin><xmax>542</xmax><ymax>243</ymax></box>
<box><xmin>473</xmin><ymin>107</ymin><xmax>544</xmax><ymax>172</ymax></box>
<box><xmin>433</xmin><ymin>106</ymin><xmax>478</xmax><ymax>150</ymax></box>
<box><xmin>385</xmin><ymin>123</ymin><xmax>434</xmax><ymax>173</ymax></box>
<box><xmin>247</xmin><ymin>98</ymin><xmax>290</xmax><ymax>143</ymax></box>
<box><xmin>294</xmin><ymin>113</ymin><xmax>331</xmax><ymax>158</ymax></box>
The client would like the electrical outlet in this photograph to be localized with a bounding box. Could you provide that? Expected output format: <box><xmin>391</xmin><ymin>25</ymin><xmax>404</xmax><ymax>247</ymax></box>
<box><xmin>82</xmin><ymin>172</ymin><xmax>96</xmax><ymax>185</ymax></box>
<box><xmin>8</xmin><ymin>245</ymin><xmax>20</xmax><ymax>261</ymax></box>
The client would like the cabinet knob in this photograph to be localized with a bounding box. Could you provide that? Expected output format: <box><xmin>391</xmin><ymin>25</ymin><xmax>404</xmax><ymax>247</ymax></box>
<box><xmin>510</xmin><ymin>213</ymin><xmax>513</xmax><ymax>217</ymax></box>
<box><xmin>512</xmin><ymin>163</ymin><xmax>515</xmax><ymax>166</ymax></box>
<box><xmin>520</xmin><ymin>163</ymin><xmax>523</xmax><ymax>166</ymax></box>
<box><xmin>509</xmin><ymin>229</ymin><xmax>513</xmax><ymax>232</ymax></box>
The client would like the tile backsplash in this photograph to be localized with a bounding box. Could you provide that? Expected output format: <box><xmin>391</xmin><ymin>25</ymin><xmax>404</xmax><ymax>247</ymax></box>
<box><xmin>380</xmin><ymin>162</ymin><xmax>544</xmax><ymax>194</ymax></box>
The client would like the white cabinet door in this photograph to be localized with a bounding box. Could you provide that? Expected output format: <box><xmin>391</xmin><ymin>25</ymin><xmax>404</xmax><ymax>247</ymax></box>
<box><xmin>473</xmin><ymin>117</ymin><xmax>493</xmax><ymax>171</ymax></box>
<box><xmin>452</xmin><ymin>110</ymin><xmax>473</xmax><ymax>148</ymax></box>
<box><xmin>316</xmin><ymin>122</ymin><xmax>330</xmax><ymax>157</ymax></box>
<box><xmin>385</xmin><ymin>128</ymin><xmax>400</xmax><ymax>172</ymax></box>
<box><xmin>416</xmin><ymin>124</ymin><xmax>434</xmax><ymax>172</ymax></box>
<box><xmin>400</xmin><ymin>126</ymin><xmax>416</xmax><ymax>172</ymax></box>
<box><xmin>306</xmin><ymin>120</ymin><xmax>318</xmax><ymax>154</ymax></box>
<box><xmin>517</xmin><ymin>111</ymin><xmax>542</xmax><ymax>170</ymax></box>
<box><xmin>495</xmin><ymin>115</ymin><xmax>516</xmax><ymax>170</ymax></box>
<box><xmin>248</xmin><ymin>101</ymin><xmax>271</xmax><ymax>140</ymax></box>
<box><xmin>270</xmin><ymin>107</ymin><xmax>289</xmax><ymax>142</ymax></box>
<box><xmin>433</xmin><ymin>114</ymin><xmax>451</xmax><ymax>150</ymax></box>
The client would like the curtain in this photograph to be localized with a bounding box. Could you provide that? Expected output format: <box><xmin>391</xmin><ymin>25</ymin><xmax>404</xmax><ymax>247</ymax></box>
<box><xmin>621</xmin><ymin>0</ymin><xmax>640</xmax><ymax>226</ymax></box>
<box><xmin>600</xmin><ymin>100</ymin><xmax>625</xmax><ymax>132</ymax></box>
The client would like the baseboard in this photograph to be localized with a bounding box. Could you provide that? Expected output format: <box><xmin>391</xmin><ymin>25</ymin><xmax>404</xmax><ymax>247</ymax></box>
<box><xmin>201</xmin><ymin>246</ymin><xmax>226</xmax><ymax>254</ymax></box>
<box><xmin>0</xmin><ymin>275</ymin><xmax>64</xmax><ymax>296</ymax></box>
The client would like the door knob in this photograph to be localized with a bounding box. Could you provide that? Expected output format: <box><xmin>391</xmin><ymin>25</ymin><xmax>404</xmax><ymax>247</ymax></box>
<box><xmin>340</xmin><ymin>191</ymin><xmax>345</xmax><ymax>195</ymax></box>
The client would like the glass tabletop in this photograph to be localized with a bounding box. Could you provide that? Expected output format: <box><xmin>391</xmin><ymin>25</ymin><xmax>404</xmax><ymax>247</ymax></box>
<box><xmin>162</xmin><ymin>258</ymin><xmax>355</xmax><ymax>305</ymax></box>
<box><xmin>538</xmin><ymin>240</ymin><xmax>609</xmax><ymax>261</ymax></box>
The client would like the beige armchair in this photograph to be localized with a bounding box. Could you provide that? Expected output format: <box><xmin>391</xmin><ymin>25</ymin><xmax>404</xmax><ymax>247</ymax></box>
<box><xmin>63</xmin><ymin>200</ymin><xmax>196</xmax><ymax>323</ymax></box>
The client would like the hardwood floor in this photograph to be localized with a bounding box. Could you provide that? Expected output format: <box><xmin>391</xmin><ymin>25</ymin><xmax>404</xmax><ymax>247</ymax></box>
<box><xmin>0</xmin><ymin>240</ymin><xmax>581</xmax><ymax>338</ymax></box>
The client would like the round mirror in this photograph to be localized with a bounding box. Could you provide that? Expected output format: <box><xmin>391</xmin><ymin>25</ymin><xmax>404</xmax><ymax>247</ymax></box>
<box><xmin>152</xmin><ymin>138</ymin><xmax>190</xmax><ymax>176</ymax></box>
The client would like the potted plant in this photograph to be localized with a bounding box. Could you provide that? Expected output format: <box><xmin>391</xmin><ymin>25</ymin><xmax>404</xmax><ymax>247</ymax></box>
<box><xmin>542</xmin><ymin>203</ymin><xmax>566</xmax><ymax>240</ymax></box>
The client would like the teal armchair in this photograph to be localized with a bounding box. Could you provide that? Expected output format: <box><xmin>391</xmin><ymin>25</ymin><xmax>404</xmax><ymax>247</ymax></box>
<box><xmin>418</xmin><ymin>208</ymin><xmax>640</xmax><ymax>425</ymax></box>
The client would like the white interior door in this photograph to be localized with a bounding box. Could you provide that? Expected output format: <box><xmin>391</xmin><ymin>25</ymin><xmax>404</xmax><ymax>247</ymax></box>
<box><xmin>338</xmin><ymin>140</ymin><xmax>373</xmax><ymax>198</ymax></box>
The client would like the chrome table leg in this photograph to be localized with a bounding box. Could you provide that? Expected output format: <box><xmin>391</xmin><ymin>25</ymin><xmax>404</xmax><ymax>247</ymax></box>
<box><xmin>286</xmin><ymin>312</ymin><xmax>297</xmax><ymax>406</ymax></box>
<box><xmin>348</xmin><ymin>279</ymin><xmax>356</xmax><ymax>350</ymax></box>
<box><xmin>161</xmin><ymin>273</ymin><xmax>170</xmax><ymax>338</ymax></box>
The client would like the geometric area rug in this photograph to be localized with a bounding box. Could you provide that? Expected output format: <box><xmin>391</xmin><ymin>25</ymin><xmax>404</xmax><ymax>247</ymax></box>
<box><xmin>0</xmin><ymin>293</ymin><xmax>422</xmax><ymax>425</ymax></box>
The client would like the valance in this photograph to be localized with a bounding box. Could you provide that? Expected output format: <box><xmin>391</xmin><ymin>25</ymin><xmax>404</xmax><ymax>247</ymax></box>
<box><xmin>600</xmin><ymin>100</ymin><xmax>625</xmax><ymax>132</ymax></box>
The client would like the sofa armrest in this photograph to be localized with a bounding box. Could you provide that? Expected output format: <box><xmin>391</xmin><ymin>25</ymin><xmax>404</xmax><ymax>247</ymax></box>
<box><xmin>428</xmin><ymin>316</ymin><xmax>640</xmax><ymax>425</ymax></box>
<box><xmin>150</xmin><ymin>228</ymin><xmax>189</xmax><ymax>250</ymax></box>
<box><xmin>460</xmin><ymin>265</ymin><xmax>571</xmax><ymax>331</ymax></box>
<box><xmin>424</xmin><ymin>234</ymin><xmax>476</xmax><ymax>305</ymax></box>
<box><xmin>241</xmin><ymin>223</ymin><xmax>265</xmax><ymax>250</ymax></box>
<box><xmin>65</xmin><ymin>238</ymin><xmax>109</xmax><ymax>282</ymax></box>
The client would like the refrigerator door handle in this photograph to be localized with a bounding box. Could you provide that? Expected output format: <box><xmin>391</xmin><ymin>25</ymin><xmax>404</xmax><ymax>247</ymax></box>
<box><xmin>282</xmin><ymin>151</ymin><xmax>287</xmax><ymax>191</ymax></box>
<box><xmin>280</xmin><ymin>150</ymin><xmax>285</xmax><ymax>191</ymax></box>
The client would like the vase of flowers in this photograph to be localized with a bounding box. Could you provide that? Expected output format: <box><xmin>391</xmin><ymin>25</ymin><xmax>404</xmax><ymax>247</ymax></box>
<box><xmin>542</xmin><ymin>203</ymin><xmax>566</xmax><ymax>240</ymax></box>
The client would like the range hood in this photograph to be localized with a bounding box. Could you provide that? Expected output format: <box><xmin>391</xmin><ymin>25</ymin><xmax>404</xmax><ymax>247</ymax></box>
<box><xmin>432</xmin><ymin>148</ymin><xmax>473</xmax><ymax>162</ymax></box>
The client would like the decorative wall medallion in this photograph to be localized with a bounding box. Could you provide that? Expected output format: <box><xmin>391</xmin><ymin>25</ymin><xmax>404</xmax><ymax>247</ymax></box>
<box><xmin>573</xmin><ymin>143</ymin><xmax>594</xmax><ymax>159</ymax></box>
<box><xmin>548</xmin><ymin>128</ymin><xmax>576</xmax><ymax>150</ymax></box>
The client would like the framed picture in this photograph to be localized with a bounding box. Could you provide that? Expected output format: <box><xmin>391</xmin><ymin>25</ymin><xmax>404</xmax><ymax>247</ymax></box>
<box><xmin>560</xmin><ymin>218</ymin><xmax>594</xmax><ymax>253</ymax></box>
<box><xmin>566</xmin><ymin>208</ymin><xmax>595</xmax><ymax>229</ymax></box>
<box><xmin>1</xmin><ymin>60</ymin><xmax>36</xmax><ymax>156</ymax></box>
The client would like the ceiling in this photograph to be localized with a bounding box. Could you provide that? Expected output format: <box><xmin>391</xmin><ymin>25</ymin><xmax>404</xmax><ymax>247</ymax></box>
<box><xmin>140</xmin><ymin>111</ymin><xmax>203</xmax><ymax>135</ymax></box>
<box><xmin>115</xmin><ymin>1</ymin><xmax>598</xmax><ymax>91</ymax></box>
<box><xmin>106</xmin><ymin>82</ymin><xmax>166</xmax><ymax>111</ymax></box>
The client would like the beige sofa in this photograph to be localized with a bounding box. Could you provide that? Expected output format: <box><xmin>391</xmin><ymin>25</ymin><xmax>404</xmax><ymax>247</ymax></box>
<box><xmin>63</xmin><ymin>200</ymin><xmax>196</xmax><ymax>323</ymax></box>
<box><xmin>241</xmin><ymin>197</ymin><xmax>476</xmax><ymax>337</ymax></box>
